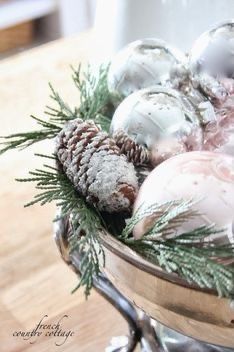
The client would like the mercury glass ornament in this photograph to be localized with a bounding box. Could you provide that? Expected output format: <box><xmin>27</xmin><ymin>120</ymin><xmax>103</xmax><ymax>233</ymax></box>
<box><xmin>189</xmin><ymin>21</ymin><xmax>234</xmax><ymax>104</ymax></box>
<box><xmin>110</xmin><ymin>86</ymin><xmax>203</xmax><ymax>166</ymax></box>
<box><xmin>107</xmin><ymin>38</ymin><xmax>186</xmax><ymax>98</ymax></box>
<box><xmin>181</xmin><ymin>84</ymin><xmax>217</xmax><ymax>125</ymax></box>
<box><xmin>133</xmin><ymin>151</ymin><xmax>234</xmax><ymax>245</ymax></box>
<box><xmin>203</xmin><ymin>107</ymin><xmax>234</xmax><ymax>156</ymax></box>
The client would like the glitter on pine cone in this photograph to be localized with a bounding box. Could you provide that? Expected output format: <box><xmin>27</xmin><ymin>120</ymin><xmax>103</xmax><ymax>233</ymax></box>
<box><xmin>55</xmin><ymin>118</ymin><xmax>138</xmax><ymax>213</ymax></box>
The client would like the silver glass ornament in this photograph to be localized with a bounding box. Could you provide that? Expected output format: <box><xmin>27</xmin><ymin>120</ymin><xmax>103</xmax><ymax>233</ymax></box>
<box><xmin>189</xmin><ymin>21</ymin><xmax>234</xmax><ymax>104</ymax></box>
<box><xmin>110</xmin><ymin>86</ymin><xmax>203</xmax><ymax>166</ymax></box>
<box><xmin>182</xmin><ymin>84</ymin><xmax>217</xmax><ymax>125</ymax></box>
<box><xmin>107</xmin><ymin>38</ymin><xmax>186</xmax><ymax>98</ymax></box>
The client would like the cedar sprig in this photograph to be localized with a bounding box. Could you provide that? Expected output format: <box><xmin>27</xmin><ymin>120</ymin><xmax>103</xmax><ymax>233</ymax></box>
<box><xmin>71</xmin><ymin>63</ymin><xmax>112</xmax><ymax>131</ymax></box>
<box><xmin>68</xmin><ymin>210</ymin><xmax>105</xmax><ymax>297</ymax></box>
<box><xmin>121</xmin><ymin>202</ymin><xmax>234</xmax><ymax>298</ymax></box>
<box><xmin>16</xmin><ymin>155</ymin><xmax>105</xmax><ymax>297</ymax></box>
<box><xmin>0</xmin><ymin>116</ymin><xmax>61</xmax><ymax>154</ymax></box>
<box><xmin>121</xmin><ymin>199</ymin><xmax>199</xmax><ymax>240</ymax></box>
<box><xmin>47</xmin><ymin>63</ymin><xmax>111</xmax><ymax>131</ymax></box>
<box><xmin>45</xmin><ymin>83</ymin><xmax>78</xmax><ymax>123</ymax></box>
<box><xmin>128</xmin><ymin>239</ymin><xmax>233</xmax><ymax>297</ymax></box>
<box><xmin>0</xmin><ymin>64</ymin><xmax>111</xmax><ymax>154</ymax></box>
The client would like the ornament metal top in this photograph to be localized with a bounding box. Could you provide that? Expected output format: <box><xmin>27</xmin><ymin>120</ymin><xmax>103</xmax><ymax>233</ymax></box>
<box><xmin>107</xmin><ymin>38</ymin><xmax>186</xmax><ymax>98</ymax></box>
<box><xmin>189</xmin><ymin>20</ymin><xmax>234</xmax><ymax>104</ymax></box>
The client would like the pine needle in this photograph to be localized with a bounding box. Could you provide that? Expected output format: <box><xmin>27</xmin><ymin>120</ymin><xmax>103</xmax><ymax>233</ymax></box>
<box><xmin>17</xmin><ymin>157</ymin><xmax>105</xmax><ymax>297</ymax></box>
<box><xmin>71</xmin><ymin>63</ymin><xmax>112</xmax><ymax>131</ymax></box>
<box><xmin>0</xmin><ymin>64</ymin><xmax>111</xmax><ymax>154</ymax></box>
<box><xmin>0</xmin><ymin>116</ymin><xmax>61</xmax><ymax>154</ymax></box>
<box><xmin>121</xmin><ymin>202</ymin><xmax>234</xmax><ymax>298</ymax></box>
<box><xmin>121</xmin><ymin>199</ymin><xmax>198</xmax><ymax>239</ymax></box>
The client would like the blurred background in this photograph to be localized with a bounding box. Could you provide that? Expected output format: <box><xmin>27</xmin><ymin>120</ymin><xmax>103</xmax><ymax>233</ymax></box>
<box><xmin>1</xmin><ymin>0</ymin><xmax>234</xmax><ymax>59</ymax></box>
<box><xmin>0</xmin><ymin>0</ymin><xmax>97</xmax><ymax>58</ymax></box>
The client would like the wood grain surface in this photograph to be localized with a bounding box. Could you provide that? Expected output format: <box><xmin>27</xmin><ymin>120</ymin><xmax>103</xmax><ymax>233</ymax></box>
<box><xmin>0</xmin><ymin>32</ymin><xmax>129</xmax><ymax>352</ymax></box>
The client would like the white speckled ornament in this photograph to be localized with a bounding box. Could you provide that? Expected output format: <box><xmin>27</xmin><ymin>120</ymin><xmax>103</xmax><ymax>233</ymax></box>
<box><xmin>133</xmin><ymin>151</ymin><xmax>234</xmax><ymax>245</ymax></box>
<box><xmin>107</xmin><ymin>38</ymin><xmax>186</xmax><ymax>98</ymax></box>
<box><xmin>110</xmin><ymin>86</ymin><xmax>203</xmax><ymax>166</ymax></box>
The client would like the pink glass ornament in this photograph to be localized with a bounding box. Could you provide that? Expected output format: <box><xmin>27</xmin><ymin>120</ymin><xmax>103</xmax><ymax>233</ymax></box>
<box><xmin>133</xmin><ymin>151</ymin><xmax>234</xmax><ymax>245</ymax></box>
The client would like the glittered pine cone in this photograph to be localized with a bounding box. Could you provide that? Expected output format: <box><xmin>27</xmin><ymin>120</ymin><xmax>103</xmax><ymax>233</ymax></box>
<box><xmin>55</xmin><ymin>118</ymin><xmax>138</xmax><ymax>213</ymax></box>
<box><xmin>112</xmin><ymin>129</ymin><xmax>150</xmax><ymax>166</ymax></box>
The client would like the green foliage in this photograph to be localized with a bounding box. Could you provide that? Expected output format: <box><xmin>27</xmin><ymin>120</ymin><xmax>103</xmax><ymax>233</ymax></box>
<box><xmin>121</xmin><ymin>199</ymin><xmax>199</xmax><ymax>240</ymax></box>
<box><xmin>0</xmin><ymin>64</ymin><xmax>111</xmax><ymax>154</ymax></box>
<box><xmin>121</xmin><ymin>201</ymin><xmax>234</xmax><ymax>298</ymax></box>
<box><xmin>45</xmin><ymin>83</ymin><xmax>79</xmax><ymax>123</ymax></box>
<box><xmin>72</xmin><ymin>64</ymin><xmax>112</xmax><ymax>129</ymax></box>
<box><xmin>17</xmin><ymin>155</ymin><xmax>105</xmax><ymax>297</ymax></box>
<box><xmin>68</xmin><ymin>212</ymin><xmax>105</xmax><ymax>297</ymax></box>
<box><xmin>0</xmin><ymin>116</ymin><xmax>61</xmax><ymax>154</ymax></box>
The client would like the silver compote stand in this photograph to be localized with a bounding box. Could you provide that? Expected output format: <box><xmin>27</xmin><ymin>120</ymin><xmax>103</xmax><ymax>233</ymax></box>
<box><xmin>54</xmin><ymin>214</ymin><xmax>234</xmax><ymax>352</ymax></box>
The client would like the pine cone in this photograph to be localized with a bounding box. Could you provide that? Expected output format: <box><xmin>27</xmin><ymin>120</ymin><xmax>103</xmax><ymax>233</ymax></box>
<box><xmin>135</xmin><ymin>165</ymin><xmax>152</xmax><ymax>186</ymax></box>
<box><xmin>112</xmin><ymin>129</ymin><xmax>150</xmax><ymax>166</ymax></box>
<box><xmin>55</xmin><ymin>118</ymin><xmax>138</xmax><ymax>213</ymax></box>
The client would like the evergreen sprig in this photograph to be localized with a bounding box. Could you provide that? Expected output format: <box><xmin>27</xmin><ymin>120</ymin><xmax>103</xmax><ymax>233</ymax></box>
<box><xmin>16</xmin><ymin>156</ymin><xmax>105</xmax><ymax>297</ymax></box>
<box><xmin>0</xmin><ymin>64</ymin><xmax>111</xmax><ymax>154</ymax></box>
<box><xmin>0</xmin><ymin>116</ymin><xmax>61</xmax><ymax>154</ymax></box>
<box><xmin>121</xmin><ymin>202</ymin><xmax>234</xmax><ymax>298</ymax></box>
<box><xmin>45</xmin><ymin>83</ymin><xmax>79</xmax><ymax>123</ymax></box>
<box><xmin>121</xmin><ymin>199</ymin><xmax>199</xmax><ymax>240</ymax></box>
<box><xmin>72</xmin><ymin>64</ymin><xmax>112</xmax><ymax>127</ymax></box>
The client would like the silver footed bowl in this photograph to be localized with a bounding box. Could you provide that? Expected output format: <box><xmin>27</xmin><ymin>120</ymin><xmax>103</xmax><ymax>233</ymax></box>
<box><xmin>54</xmin><ymin>213</ymin><xmax>234</xmax><ymax>351</ymax></box>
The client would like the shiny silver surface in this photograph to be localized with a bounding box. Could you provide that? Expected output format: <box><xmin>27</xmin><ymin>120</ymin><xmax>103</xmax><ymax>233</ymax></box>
<box><xmin>107</xmin><ymin>38</ymin><xmax>186</xmax><ymax>98</ymax></box>
<box><xmin>110</xmin><ymin>86</ymin><xmax>203</xmax><ymax>166</ymax></box>
<box><xmin>154</xmin><ymin>323</ymin><xmax>233</xmax><ymax>352</ymax></box>
<box><xmin>189</xmin><ymin>21</ymin><xmax>234</xmax><ymax>103</ymax></box>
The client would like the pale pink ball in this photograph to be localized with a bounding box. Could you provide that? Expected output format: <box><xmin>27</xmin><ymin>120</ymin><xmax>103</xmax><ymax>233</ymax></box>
<box><xmin>203</xmin><ymin>77</ymin><xmax>234</xmax><ymax>155</ymax></box>
<box><xmin>133</xmin><ymin>151</ymin><xmax>234</xmax><ymax>244</ymax></box>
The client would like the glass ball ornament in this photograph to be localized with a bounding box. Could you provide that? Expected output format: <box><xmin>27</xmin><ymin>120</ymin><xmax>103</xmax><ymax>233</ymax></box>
<box><xmin>203</xmin><ymin>108</ymin><xmax>234</xmax><ymax>156</ymax></box>
<box><xmin>133</xmin><ymin>151</ymin><xmax>234</xmax><ymax>245</ymax></box>
<box><xmin>110</xmin><ymin>86</ymin><xmax>203</xmax><ymax>166</ymax></box>
<box><xmin>107</xmin><ymin>38</ymin><xmax>186</xmax><ymax>98</ymax></box>
<box><xmin>189</xmin><ymin>21</ymin><xmax>234</xmax><ymax>104</ymax></box>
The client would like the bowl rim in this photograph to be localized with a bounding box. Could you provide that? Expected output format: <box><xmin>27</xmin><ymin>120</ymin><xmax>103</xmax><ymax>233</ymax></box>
<box><xmin>99</xmin><ymin>231</ymin><xmax>218</xmax><ymax>296</ymax></box>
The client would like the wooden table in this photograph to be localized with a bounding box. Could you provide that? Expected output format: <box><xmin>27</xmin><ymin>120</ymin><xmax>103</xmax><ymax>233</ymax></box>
<box><xmin>0</xmin><ymin>32</ymin><xmax>128</xmax><ymax>352</ymax></box>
